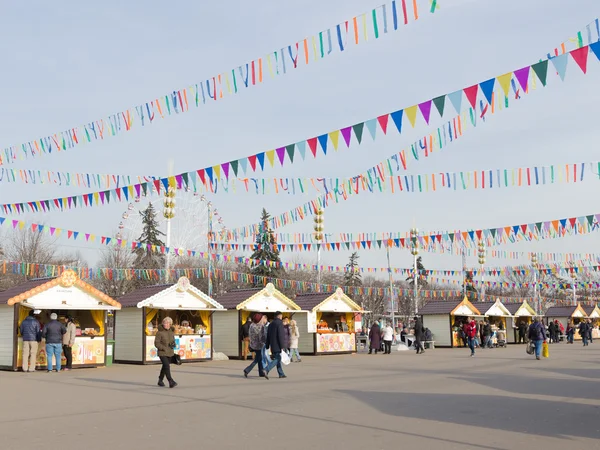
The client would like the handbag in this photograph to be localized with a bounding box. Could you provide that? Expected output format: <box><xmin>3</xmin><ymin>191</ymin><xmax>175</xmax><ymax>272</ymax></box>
<box><xmin>171</xmin><ymin>354</ymin><xmax>182</xmax><ymax>365</ymax></box>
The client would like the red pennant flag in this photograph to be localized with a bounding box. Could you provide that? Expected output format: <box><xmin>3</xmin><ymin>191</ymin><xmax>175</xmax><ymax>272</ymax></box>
<box><xmin>248</xmin><ymin>155</ymin><xmax>258</xmax><ymax>171</ymax></box>
<box><xmin>197</xmin><ymin>169</ymin><xmax>206</xmax><ymax>185</ymax></box>
<box><xmin>377</xmin><ymin>114</ymin><xmax>389</xmax><ymax>134</ymax></box>
<box><xmin>463</xmin><ymin>84</ymin><xmax>479</xmax><ymax>108</ymax></box>
<box><xmin>570</xmin><ymin>46</ymin><xmax>589</xmax><ymax>74</ymax></box>
<box><xmin>153</xmin><ymin>179</ymin><xmax>161</xmax><ymax>193</ymax></box>
<box><xmin>307</xmin><ymin>137</ymin><xmax>318</xmax><ymax>157</ymax></box>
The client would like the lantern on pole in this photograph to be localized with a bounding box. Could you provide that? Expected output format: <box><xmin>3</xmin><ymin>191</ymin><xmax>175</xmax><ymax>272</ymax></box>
<box><xmin>477</xmin><ymin>241</ymin><xmax>486</xmax><ymax>302</ymax></box>
<box><xmin>163</xmin><ymin>186</ymin><xmax>176</xmax><ymax>280</ymax></box>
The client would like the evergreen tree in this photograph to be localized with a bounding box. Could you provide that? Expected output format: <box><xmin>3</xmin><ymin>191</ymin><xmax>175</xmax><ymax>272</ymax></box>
<box><xmin>405</xmin><ymin>256</ymin><xmax>428</xmax><ymax>287</ymax></box>
<box><xmin>249</xmin><ymin>208</ymin><xmax>283</xmax><ymax>283</ymax></box>
<box><xmin>343</xmin><ymin>252</ymin><xmax>362</xmax><ymax>287</ymax></box>
<box><xmin>132</xmin><ymin>203</ymin><xmax>166</xmax><ymax>279</ymax></box>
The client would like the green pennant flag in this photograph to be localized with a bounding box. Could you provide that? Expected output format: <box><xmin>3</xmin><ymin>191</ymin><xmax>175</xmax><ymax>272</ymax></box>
<box><xmin>535</xmin><ymin>222</ymin><xmax>543</xmax><ymax>232</ymax></box>
<box><xmin>104</xmin><ymin>191</ymin><xmax>110</xmax><ymax>203</ymax></box>
<box><xmin>448</xmin><ymin>233</ymin><xmax>454</xmax><ymax>242</ymax></box>
<box><xmin>490</xmin><ymin>228</ymin><xmax>496</xmax><ymax>239</ymax></box>
<box><xmin>352</xmin><ymin>123</ymin><xmax>365</xmax><ymax>144</ymax></box>
<box><xmin>432</xmin><ymin>95</ymin><xmax>446</xmax><ymax>117</ymax></box>
<box><xmin>141</xmin><ymin>183</ymin><xmax>148</xmax><ymax>196</ymax></box>
<box><xmin>286</xmin><ymin>144</ymin><xmax>295</xmax><ymax>163</ymax></box>
<box><xmin>587</xmin><ymin>215</ymin><xmax>594</xmax><ymax>226</ymax></box>
<box><xmin>230</xmin><ymin>160</ymin><xmax>239</xmax><ymax>176</ymax></box>
<box><xmin>531</xmin><ymin>60</ymin><xmax>548</xmax><ymax>86</ymax></box>
<box><xmin>376</xmin><ymin>240</ymin><xmax>382</xmax><ymax>248</ymax></box>
<box><xmin>181</xmin><ymin>172</ymin><xmax>189</xmax><ymax>188</ymax></box>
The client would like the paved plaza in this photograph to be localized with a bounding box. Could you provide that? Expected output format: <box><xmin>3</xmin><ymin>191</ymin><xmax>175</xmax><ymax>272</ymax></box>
<box><xmin>1</xmin><ymin>344</ymin><xmax>599</xmax><ymax>449</ymax></box>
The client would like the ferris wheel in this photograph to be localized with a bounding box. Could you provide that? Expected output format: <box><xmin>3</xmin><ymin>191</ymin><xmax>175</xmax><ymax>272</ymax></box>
<box><xmin>116</xmin><ymin>187</ymin><xmax>225</xmax><ymax>255</ymax></box>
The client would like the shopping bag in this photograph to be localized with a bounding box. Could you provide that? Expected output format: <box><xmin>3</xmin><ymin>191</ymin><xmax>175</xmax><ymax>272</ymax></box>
<box><xmin>542</xmin><ymin>341</ymin><xmax>549</xmax><ymax>358</ymax></box>
<box><xmin>526</xmin><ymin>341</ymin><xmax>535</xmax><ymax>355</ymax></box>
<box><xmin>280</xmin><ymin>350</ymin><xmax>291</xmax><ymax>366</ymax></box>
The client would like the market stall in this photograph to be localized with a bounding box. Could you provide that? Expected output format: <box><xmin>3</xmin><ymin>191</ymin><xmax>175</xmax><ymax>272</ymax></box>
<box><xmin>212</xmin><ymin>283</ymin><xmax>301</xmax><ymax>359</ymax></box>
<box><xmin>583</xmin><ymin>304</ymin><xmax>600</xmax><ymax>338</ymax></box>
<box><xmin>505</xmin><ymin>301</ymin><xmax>537</xmax><ymax>344</ymax></box>
<box><xmin>294</xmin><ymin>288</ymin><xmax>364</xmax><ymax>355</ymax></box>
<box><xmin>0</xmin><ymin>270</ymin><xmax>120</xmax><ymax>371</ymax></box>
<box><xmin>420</xmin><ymin>297</ymin><xmax>482</xmax><ymax>348</ymax></box>
<box><xmin>476</xmin><ymin>299</ymin><xmax>512</xmax><ymax>346</ymax></box>
<box><xmin>114</xmin><ymin>277</ymin><xmax>224</xmax><ymax>364</ymax></box>
<box><xmin>545</xmin><ymin>303</ymin><xmax>588</xmax><ymax>341</ymax></box>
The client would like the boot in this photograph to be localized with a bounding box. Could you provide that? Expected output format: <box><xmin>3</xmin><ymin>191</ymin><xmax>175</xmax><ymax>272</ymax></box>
<box><xmin>158</xmin><ymin>379</ymin><xmax>165</xmax><ymax>387</ymax></box>
<box><xmin>169</xmin><ymin>380</ymin><xmax>178</xmax><ymax>388</ymax></box>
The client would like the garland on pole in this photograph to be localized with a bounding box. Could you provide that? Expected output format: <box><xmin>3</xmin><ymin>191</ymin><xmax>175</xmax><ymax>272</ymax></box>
<box><xmin>0</xmin><ymin>0</ymin><xmax>439</xmax><ymax>167</ymax></box>
<box><xmin>4</xmin><ymin>40</ymin><xmax>600</xmax><ymax>216</ymax></box>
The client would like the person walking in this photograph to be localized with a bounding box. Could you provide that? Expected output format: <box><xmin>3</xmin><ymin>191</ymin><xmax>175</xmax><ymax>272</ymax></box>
<box><xmin>547</xmin><ymin>321</ymin><xmax>556</xmax><ymax>344</ymax></box>
<box><xmin>20</xmin><ymin>310</ymin><xmax>41</xmax><ymax>373</ymax></box>
<box><xmin>42</xmin><ymin>313</ymin><xmax>66</xmax><ymax>373</ymax></box>
<box><xmin>566</xmin><ymin>322</ymin><xmax>575</xmax><ymax>344</ymax></box>
<box><xmin>368</xmin><ymin>320</ymin><xmax>381</xmax><ymax>354</ymax></box>
<box><xmin>587</xmin><ymin>319</ymin><xmax>593</xmax><ymax>344</ymax></box>
<box><xmin>527</xmin><ymin>317</ymin><xmax>547</xmax><ymax>360</ymax></box>
<box><xmin>265</xmin><ymin>311</ymin><xmax>287</xmax><ymax>379</ymax></box>
<box><xmin>62</xmin><ymin>315</ymin><xmax>77</xmax><ymax>371</ymax></box>
<box><xmin>482</xmin><ymin>321</ymin><xmax>492</xmax><ymax>349</ymax></box>
<box><xmin>414</xmin><ymin>317</ymin><xmax>425</xmax><ymax>354</ymax></box>
<box><xmin>518</xmin><ymin>321</ymin><xmax>528</xmax><ymax>344</ymax></box>
<box><xmin>282</xmin><ymin>317</ymin><xmax>291</xmax><ymax>354</ymax></box>
<box><xmin>579</xmin><ymin>320</ymin><xmax>589</xmax><ymax>346</ymax></box>
<box><xmin>288</xmin><ymin>319</ymin><xmax>301</xmax><ymax>362</ymax></box>
<box><xmin>244</xmin><ymin>314</ymin><xmax>268</xmax><ymax>378</ymax></box>
<box><xmin>241</xmin><ymin>317</ymin><xmax>252</xmax><ymax>361</ymax></box>
<box><xmin>466</xmin><ymin>317</ymin><xmax>477</xmax><ymax>357</ymax></box>
<box><xmin>382</xmin><ymin>321</ymin><xmax>394</xmax><ymax>354</ymax></box>
<box><xmin>154</xmin><ymin>317</ymin><xmax>177</xmax><ymax>388</ymax></box>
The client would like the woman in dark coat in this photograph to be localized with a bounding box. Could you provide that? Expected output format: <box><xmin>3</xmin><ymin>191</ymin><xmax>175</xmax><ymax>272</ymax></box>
<box><xmin>369</xmin><ymin>321</ymin><xmax>381</xmax><ymax>354</ymax></box>
<box><xmin>154</xmin><ymin>317</ymin><xmax>177</xmax><ymax>388</ymax></box>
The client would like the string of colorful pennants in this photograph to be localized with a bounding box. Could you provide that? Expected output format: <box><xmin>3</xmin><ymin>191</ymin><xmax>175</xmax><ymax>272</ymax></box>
<box><xmin>4</xmin><ymin>39</ymin><xmax>600</xmax><ymax>217</ymax></box>
<box><xmin>0</xmin><ymin>0</ymin><xmax>438</xmax><ymax>167</ymax></box>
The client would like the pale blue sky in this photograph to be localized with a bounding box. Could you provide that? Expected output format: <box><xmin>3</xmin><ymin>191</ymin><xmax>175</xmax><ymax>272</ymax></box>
<box><xmin>0</xmin><ymin>0</ymin><xmax>599</xmax><ymax>276</ymax></box>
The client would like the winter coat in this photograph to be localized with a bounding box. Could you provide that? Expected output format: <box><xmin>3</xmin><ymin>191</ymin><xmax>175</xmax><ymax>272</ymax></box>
<box><xmin>282</xmin><ymin>324</ymin><xmax>291</xmax><ymax>349</ymax></box>
<box><xmin>63</xmin><ymin>322</ymin><xmax>77</xmax><ymax>346</ymax></box>
<box><xmin>382</xmin><ymin>326</ymin><xmax>394</xmax><ymax>341</ymax></box>
<box><xmin>42</xmin><ymin>320</ymin><xmax>66</xmax><ymax>344</ymax></box>
<box><xmin>266</xmin><ymin>318</ymin><xmax>286</xmax><ymax>354</ymax></box>
<box><xmin>20</xmin><ymin>316</ymin><xmax>41</xmax><ymax>342</ymax></box>
<box><xmin>483</xmin><ymin>324</ymin><xmax>492</xmax><ymax>337</ymax></box>
<box><xmin>466</xmin><ymin>320</ymin><xmax>477</xmax><ymax>338</ymax></box>
<box><xmin>369</xmin><ymin>323</ymin><xmax>381</xmax><ymax>348</ymax></box>
<box><xmin>528</xmin><ymin>322</ymin><xmax>546</xmax><ymax>341</ymax></box>
<box><xmin>289</xmin><ymin>326</ymin><xmax>300</xmax><ymax>349</ymax></box>
<box><xmin>154</xmin><ymin>325</ymin><xmax>175</xmax><ymax>357</ymax></box>
<box><xmin>241</xmin><ymin>320</ymin><xmax>251</xmax><ymax>339</ymax></box>
<box><xmin>414</xmin><ymin>319</ymin><xmax>425</xmax><ymax>339</ymax></box>
<box><xmin>249</xmin><ymin>323</ymin><xmax>266</xmax><ymax>351</ymax></box>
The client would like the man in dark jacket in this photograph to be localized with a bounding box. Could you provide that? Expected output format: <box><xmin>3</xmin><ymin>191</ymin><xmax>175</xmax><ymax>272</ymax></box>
<box><xmin>241</xmin><ymin>317</ymin><xmax>252</xmax><ymax>360</ymax></box>
<box><xmin>518</xmin><ymin>321</ymin><xmax>528</xmax><ymax>344</ymax></box>
<box><xmin>528</xmin><ymin>317</ymin><xmax>546</xmax><ymax>360</ymax></box>
<box><xmin>42</xmin><ymin>313</ymin><xmax>66</xmax><ymax>372</ymax></box>
<box><xmin>265</xmin><ymin>311</ymin><xmax>286</xmax><ymax>379</ymax></box>
<box><xmin>414</xmin><ymin>317</ymin><xmax>425</xmax><ymax>354</ymax></box>
<box><xmin>20</xmin><ymin>310</ymin><xmax>41</xmax><ymax>373</ymax></box>
<box><xmin>579</xmin><ymin>321</ymin><xmax>589</xmax><ymax>346</ymax></box>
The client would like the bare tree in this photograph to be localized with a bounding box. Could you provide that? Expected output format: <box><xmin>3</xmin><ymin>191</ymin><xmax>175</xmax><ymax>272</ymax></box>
<box><xmin>93</xmin><ymin>245</ymin><xmax>136</xmax><ymax>298</ymax></box>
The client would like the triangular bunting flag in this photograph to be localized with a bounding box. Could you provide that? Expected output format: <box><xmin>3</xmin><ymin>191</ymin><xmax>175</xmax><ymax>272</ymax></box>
<box><xmin>404</xmin><ymin>105</ymin><xmax>418</xmax><ymax>128</ymax></box>
<box><xmin>365</xmin><ymin>118</ymin><xmax>377</xmax><ymax>140</ymax></box>
<box><xmin>551</xmin><ymin>53</ymin><xmax>569</xmax><ymax>81</ymax></box>
<box><xmin>531</xmin><ymin>60</ymin><xmax>548</xmax><ymax>86</ymax></box>
<box><xmin>389</xmin><ymin>110</ymin><xmax>403</xmax><ymax>133</ymax></box>
<box><xmin>285</xmin><ymin>144</ymin><xmax>295</xmax><ymax>163</ymax></box>
<box><xmin>590</xmin><ymin>41</ymin><xmax>600</xmax><ymax>61</ymax></box>
<box><xmin>307</xmin><ymin>137</ymin><xmax>318</xmax><ymax>156</ymax></box>
<box><xmin>275</xmin><ymin>147</ymin><xmax>286</xmax><ymax>165</ymax></box>
<box><xmin>496</xmin><ymin>72</ymin><xmax>512</xmax><ymax>97</ymax></box>
<box><xmin>256</xmin><ymin>152</ymin><xmax>265</xmax><ymax>170</ymax></box>
<box><xmin>463</xmin><ymin>84</ymin><xmax>479</xmax><ymax>108</ymax></box>
<box><xmin>377</xmin><ymin>114</ymin><xmax>389</xmax><ymax>134</ymax></box>
<box><xmin>340</xmin><ymin>127</ymin><xmax>352</xmax><ymax>147</ymax></box>
<box><xmin>296</xmin><ymin>141</ymin><xmax>306</xmax><ymax>160</ymax></box>
<box><xmin>432</xmin><ymin>95</ymin><xmax>445</xmax><ymax>117</ymax></box>
<box><xmin>265</xmin><ymin>150</ymin><xmax>276</xmax><ymax>167</ymax></box>
<box><xmin>248</xmin><ymin>155</ymin><xmax>257</xmax><ymax>171</ymax></box>
<box><xmin>328</xmin><ymin>130</ymin><xmax>340</xmax><ymax>150</ymax></box>
<box><xmin>570</xmin><ymin>46</ymin><xmax>589</xmax><ymax>74</ymax></box>
<box><xmin>352</xmin><ymin>122</ymin><xmax>364</xmax><ymax>143</ymax></box>
<box><xmin>418</xmin><ymin>100</ymin><xmax>432</xmax><ymax>125</ymax></box>
<box><xmin>479</xmin><ymin>78</ymin><xmax>495</xmax><ymax>104</ymax></box>
<box><xmin>317</xmin><ymin>134</ymin><xmax>328</xmax><ymax>154</ymax></box>
<box><xmin>447</xmin><ymin>90</ymin><xmax>463</xmax><ymax>114</ymax></box>
<box><xmin>230</xmin><ymin>159</ymin><xmax>239</xmax><ymax>176</ymax></box>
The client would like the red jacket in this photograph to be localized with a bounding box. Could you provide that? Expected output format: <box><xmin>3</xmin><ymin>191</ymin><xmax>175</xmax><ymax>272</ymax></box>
<box><xmin>465</xmin><ymin>321</ymin><xmax>477</xmax><ymax>338</ymax></box>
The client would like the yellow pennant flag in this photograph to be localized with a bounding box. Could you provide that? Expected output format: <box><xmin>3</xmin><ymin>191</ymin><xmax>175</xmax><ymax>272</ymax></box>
<box><xmin>93</xmin><ymin>192</ymin><xmax>99</xmax><ymax>205</ymax></box>
<box><xmin>497</xmin><ymin>72</ymin><xmax>512</xmax><ymax>97</ymax></box>
<box><xmin>405</xmin><ymin>105</ymin><xmax>418</xmax><ymax>128</ymax></box>
<box><xmin>266</xmin><ymin>150</ymin><xmax>276</xmax><ymax>167</ymax></box>
<box><xmin>329</xmin><ymin>130</ymin><xmax>340</xmax><ymax>150</ymax></box>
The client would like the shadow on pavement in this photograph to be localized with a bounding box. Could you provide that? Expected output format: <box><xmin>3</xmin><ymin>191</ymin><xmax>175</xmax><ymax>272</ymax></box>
<box><xmin>77</xmin><ymin>378</ymin><xmax>157</xmax><ymax>387</ymax></box>
<box><xmin>526</xmin><ymin>367</ymin><xmax>600</xmax><ymax>381</ymax></box>
<box><xmin>339</xmin><ymin>389</ymin><xmax>598</xmax><ymax>440</ymax></box>
<box><xmin>455</xmin><ymin>374</ymin><xmax>600</xmax><ymax>400</ymax></box>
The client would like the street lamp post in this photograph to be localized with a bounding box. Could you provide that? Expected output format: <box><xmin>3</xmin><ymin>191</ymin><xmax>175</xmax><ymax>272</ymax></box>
<box><xmin>410</xmin><ymin>227</ymin><xmax>420</xmax><ymax>315</ymax></box>
<box><xmin>571</xmin><ymin>272</ymin><xmax>577</xmax><ymax>306</ymax></box>
<box><xmin>478</xmin><ymin>241</ymin><xmax>486</xmax><ymax>302</ymax></box>
<box><xmin>207</xmin><ymin>201</ymin><xmax>213</xmax><ymax>297</ymax></box>
<box><xmin>313</xmin><ymin>208</ymin><xmax>324</xmax><ymax>292</ymax></box>
<box><xmin>163</xmin><ymin>186</ymin><xmax>176</xmax><ymax>281</ymax></box>
<box><xmin>386</xmin><ymin>245</ymin><xmax>395</xmax><ymax>329</ymax></box>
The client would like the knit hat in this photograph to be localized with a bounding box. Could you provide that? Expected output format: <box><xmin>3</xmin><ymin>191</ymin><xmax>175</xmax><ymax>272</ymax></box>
<box><xmin>50</xmin><ymin>313</ymin><xmax>58</xmax><ymax>320</ymax></box>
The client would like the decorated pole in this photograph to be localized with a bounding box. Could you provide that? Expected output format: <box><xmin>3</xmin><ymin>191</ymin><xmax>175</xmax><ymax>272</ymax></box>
<box><xmin>478</xmin><ymin>241</ymin><xmax>486</xmax><ymax>302</ymax></box>
<box><xmin>531</xmin><ymin>253</ymin><xmax>539</xmax><ymax>312</ymax></box>
<box><xmin>571</xmin><ymin>272</ymin><xmax>577</xmax><ymax>306</ymax></box>
<box><xmin>207</xmin><ymin>201</ymin><xmax>214</xmax><ymax>297</ymax></box>
<box><xmin>163</xmin><ymin>186</ymin><xmax>176</xmax><ymax>281</ymax></box>
<box><xmin>410</xmin><ymin>227</ymin><xmax>419</xmax><ymax>315</ymax></box>
<box><xmin>386</xmin><ymin>245</ymin><xmax>395</xmax><ymax>330</ymax></box>
<box><xmin>462</xmin><ymin>249</ymin><xmax>467</xmax><ymax>298</ymax></box>
<box><xmin>313</xmin><ymin>208</ymin><xmax>324</xmax><ymax>292</ymax></box>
